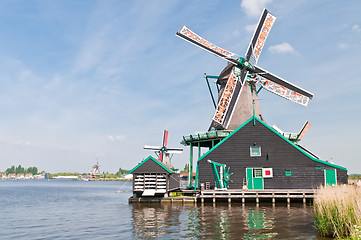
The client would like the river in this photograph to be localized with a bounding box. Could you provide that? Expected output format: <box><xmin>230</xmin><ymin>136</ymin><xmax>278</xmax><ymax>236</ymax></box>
<box><xmin>0</xmin><ymin>180</ymin><xmax>329</xmax><ymax>239</ymax></box>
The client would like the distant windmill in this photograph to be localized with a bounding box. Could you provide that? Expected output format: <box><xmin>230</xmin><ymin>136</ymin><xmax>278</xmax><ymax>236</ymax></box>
<box><xmin>176</xmin><ymin>9</ymin><xmax>314</xmax><ymax>131</ymax></box>
<box><xmin>91</xmin><ymin>161</ymin><xmax>100</xmax><ymax>176</ymax></box>
<box><xmin>144</xmin><ymin>130</ymin><xmax>183</xmax><ymax>169</ymax></box>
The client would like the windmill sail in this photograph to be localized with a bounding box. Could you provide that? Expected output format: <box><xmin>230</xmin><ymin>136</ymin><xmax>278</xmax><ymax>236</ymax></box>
<box><xmin>144</xmin><ymin>145</ymin><xmax>161</xmax><ymax>150</ymax></box>
<box><xmin>176</xmin><ymin>25</ymin><xmax>238</xmax><ymax>64</ymax></box>
<box><xmin>245</xmin><ymin>9</ymin><xmax>277</xmax><ymax>65</ymax></box>
<box><xmin>176</xmin><ymin>8</ymin><xmax>313</xmax><ymax>130</ymax></box>
<box><xmin>298</xmin><ymin>121</ymin><xmax>311</xmax><ymax>141</ymax></box>
<box><xmin>212</xmin><ymin>66</ymin><xmax>244</xmax><ymax>125</ymax></box>
<box><xmin>249</xmin><ymin>66</ymin><xmax>313</xmax><ymax>106</ymax></box>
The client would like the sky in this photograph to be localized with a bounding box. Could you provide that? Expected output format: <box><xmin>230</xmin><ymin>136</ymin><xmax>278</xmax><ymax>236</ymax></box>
<box><xmin>0</xmin><ymin>0</ymin><xmax>360</xmax><ymax>174</ymax></box>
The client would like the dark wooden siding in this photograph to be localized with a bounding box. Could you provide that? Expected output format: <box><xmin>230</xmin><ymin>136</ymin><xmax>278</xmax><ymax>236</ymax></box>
<box><xmin>198</xmin><ymin>120</ymin><xmax>347</xmax><ymax>189</ymax></box>
<box><xmin>169</xmin><ymin>173</ymin><xmax>180</xmax><ymax>191</ymax></box>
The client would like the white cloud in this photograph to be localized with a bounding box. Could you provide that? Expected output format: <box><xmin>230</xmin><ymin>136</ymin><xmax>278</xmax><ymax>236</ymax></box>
<box><xmin>337</xmin><ymin>43</ymin><xmax>349</xmax><ymax>50</ymax></box>
<box><xmin>13</xmin><ymin>140</ymin><xmax>31</xmax><ymax>147</ymax></box>
<box><xmin>269</xmin><ymin>42</ymin><xmax>296</xmax><ymax>54</ymax></box>
<box><xmin>241</xmin><ymin>0</ymin><xmax>272</xmax><ymax>17</ymax></box>
<box><xmin>107</xmin><ymin>135</ymin><xmax>126</xmax><ymax>142</ymax></box>
<box><xmin>351</xmin><ymin>24</ymin><xmax>361</xmax><ymax>32</ymax></box>
<box><xmin>245</xmin><ymin>24</ymin><xmax>257</xmax><ymax>33</ymax></box>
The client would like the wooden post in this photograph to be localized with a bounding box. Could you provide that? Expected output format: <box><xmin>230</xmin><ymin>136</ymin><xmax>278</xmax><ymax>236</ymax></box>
<box><xmin>287</xmin><ymin>192</ymin><xmax>290</xmax><ymax>206</ymax></box>
<box><xmin>303</xmin><ymin>193</ymin><xmax>306</xmax><ymax>205</ymax></box>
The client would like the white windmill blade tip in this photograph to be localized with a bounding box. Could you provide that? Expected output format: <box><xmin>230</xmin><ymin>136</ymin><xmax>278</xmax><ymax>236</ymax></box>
<box><xmin>143</xmin><ymin>145</ymin><xmax>161</xmax><ymax>150</ymax></box>
<box><xmin>167</xmin><ymin>148</ymin><xmax>183</xmax><ymax>151</ymax></box>
<box><xmin>167</xmin><ymin>150</ymin><xmax>183</xmax><ymax>154</ymax></box>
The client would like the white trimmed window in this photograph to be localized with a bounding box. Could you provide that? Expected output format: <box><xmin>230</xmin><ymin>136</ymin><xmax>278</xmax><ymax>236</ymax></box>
<box><xmin>250</xmin><ymin>146</ymin><xmax>261</xmax><ymax>157</ymax></box>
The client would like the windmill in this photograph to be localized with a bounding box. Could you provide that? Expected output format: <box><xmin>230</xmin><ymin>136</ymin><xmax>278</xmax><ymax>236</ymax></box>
<box><xmin>143</xmin><ymin>130</ymin><xmax>183</xmax><ymax>169</ymax></box>
<box><xmin>91</xmin><ymin>161</ymin><xmax>100</xmax><ymax>176</ymax></box>
<box><xmin>176</xmin><ymin>9</ymin><xmax>314</xmax><ymax>131</ymax></box>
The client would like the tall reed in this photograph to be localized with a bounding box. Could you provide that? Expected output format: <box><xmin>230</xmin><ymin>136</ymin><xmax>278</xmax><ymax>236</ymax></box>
<box><xmin>314</xmin><ymin>185</ymin><xmax>361</xmax><ymax>239</ymax></box>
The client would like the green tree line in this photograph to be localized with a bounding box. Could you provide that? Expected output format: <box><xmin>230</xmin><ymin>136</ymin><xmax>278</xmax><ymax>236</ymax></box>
<box><xmin>5</xmin><ymin>165</ymin><xmax>38</xmax><ymax>175</ymax></box>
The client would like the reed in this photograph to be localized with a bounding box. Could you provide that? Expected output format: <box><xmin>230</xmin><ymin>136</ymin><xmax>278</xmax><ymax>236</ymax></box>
<box><xmin>314</xmin><ymin>185</ymin><xmax>361</xmax><ymax>239</ymax></box>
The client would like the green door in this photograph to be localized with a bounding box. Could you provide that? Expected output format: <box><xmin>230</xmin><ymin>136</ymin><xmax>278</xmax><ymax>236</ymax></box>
<box><xmin>246</xmin><ymin>168</ymin><xmax>264</xmax><ymax>190</ymax></box>
<box><xmin>325</xmin><ymin>169</ymin><xmax>337</xmax><ymax>186</ymax></box>
<box><xmin>247</xmin><ymin>168</ymin><xmax>253</xmax><ymax>189</ymax></box>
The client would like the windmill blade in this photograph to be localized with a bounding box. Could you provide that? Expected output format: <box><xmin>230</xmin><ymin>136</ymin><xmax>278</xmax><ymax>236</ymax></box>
<box><xmin>245</xmin><ymin>9</ymin><xmax>277</xmax><ymax>65</ymax></box>
<box><xmin>166</xmin><ymin>149</ymin><xmax>183</xmax><ymax>154</ymax></box>
<box><xmin>176</xmin><ymin>25</ymin><xmax>239</xmax><ymax>65</ymax></box>
<box><xmin>250</xmin><ymin>66</ymin><xmax>313</xmax><ymax>106</ymax></box>
<box><xmin>162</xmin><ymin>130</ymin><xmax>168</xmax><ymax>147</ymax></box>
<box><xmin>143</xmin><ymin>145</ymin><xmax>161</xmax><ymax>151</ymax></box>
<box><xmin>212</xmin><ymin>66</ymin><xmax>247</xmax><ymax>127</ymax></box>
<box><xmin>166</xmin><ymin>147</ymin><xmax>183</xmax><ymax>151</ymax></box>
<box><xmin>298</xmin><ymin>121</ymin><xmax>311</xmax><ymax>141</ymax></box>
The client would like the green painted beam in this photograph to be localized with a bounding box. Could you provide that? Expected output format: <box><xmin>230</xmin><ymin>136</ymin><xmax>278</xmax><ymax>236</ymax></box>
<box><xmin>205</xmin><ymin>75</ymin><xmax>217</xmax><ymax>109</ymax></box>
<box><xmin>188</xmin><ymin>143</ymin><xmax>193</xmax><ymax>188</ymax></box>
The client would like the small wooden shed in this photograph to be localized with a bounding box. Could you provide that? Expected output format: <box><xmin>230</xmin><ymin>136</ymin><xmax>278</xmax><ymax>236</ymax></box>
<box><xmin>129</xmin><ymin>156</ymin><xmax>180</xmax><ymax>197</ymax></box>
<box><xmin>195</xmin><ymin>116</ymin><xmax>348</xmax><ymax>190</ymax></box>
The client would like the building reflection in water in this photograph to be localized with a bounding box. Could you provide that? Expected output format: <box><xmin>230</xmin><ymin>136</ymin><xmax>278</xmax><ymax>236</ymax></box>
<box><xmin>130</xmin><ymin>203</ymin><xmax>316</xmax><ymax>239</ymax></box>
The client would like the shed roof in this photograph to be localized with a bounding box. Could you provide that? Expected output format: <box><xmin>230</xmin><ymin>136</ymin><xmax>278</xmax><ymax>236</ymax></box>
<box><xmin>129</xmin><ymin>155</ymin><xmax>175</xmax><ymax>174</ymax></box>
<box><xmin>199</xmin><ymin>116</ymin><xmax>347</xmax><ymax>171</ymax></box>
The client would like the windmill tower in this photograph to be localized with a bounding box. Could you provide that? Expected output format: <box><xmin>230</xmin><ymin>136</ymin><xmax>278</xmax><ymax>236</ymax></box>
<box><xmin>143</xmin><ymin>130</ymin><xmax>183</xmax><ymax>169</ymax></box>
<box><xmin>176</xmin><ymin>9</ymin><xmax>313</xmax><ymax>131</ymax></box>
<box><xmin>91</xmin><ymin>161</ymin><xmax>100</xmax><ymax>176</ymax></box>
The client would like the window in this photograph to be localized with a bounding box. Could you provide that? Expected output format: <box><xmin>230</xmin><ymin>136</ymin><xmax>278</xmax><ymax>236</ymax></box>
<box><xmin>316</xmin><ymin>166</ymin><xmax>322</xmax><ymax>170</ymax></box>
<box><xmin>254</xmin><ymin>168</ymin><xmax>263</xmax><ymax>178</ymax></box>
<box><xmin>250</xmin><ymin>146</ymin><xmax>261</xmax><ymax>156</ymax></box>
<box><xmin>285</xmin><ymin>170</ymin><xmax>292</xmax><ymax>176</ymax></box>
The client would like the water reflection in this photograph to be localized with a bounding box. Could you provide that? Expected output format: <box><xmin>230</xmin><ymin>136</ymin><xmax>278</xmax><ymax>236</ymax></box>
<box><xmin>130</xmin><ymin>203</ymin><xmax>320</xmax><ymax>239</ymax></box>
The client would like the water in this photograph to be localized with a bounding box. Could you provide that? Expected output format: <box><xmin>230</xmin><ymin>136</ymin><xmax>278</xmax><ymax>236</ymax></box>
<box><xmin>0</xmin><ymin>180</ymin><xmax>327</xmax><ymax>239</ymax></box>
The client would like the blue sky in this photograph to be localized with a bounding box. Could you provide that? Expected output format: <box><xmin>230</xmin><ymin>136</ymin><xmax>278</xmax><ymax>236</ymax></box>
<box><xmin>0</xmin><ymin>0</ymin><xmax>360</xmax><ymax>174</ymax></box>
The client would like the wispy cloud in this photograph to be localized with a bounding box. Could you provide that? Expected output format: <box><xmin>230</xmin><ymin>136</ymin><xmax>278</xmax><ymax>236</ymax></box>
<box><xmin>245</xmin><ymin>24</ymin><xmax>257</xmax><ymax>33</ymax></box>
<box><xmin>352</xmin><ymin>24</ymin><xmax>361</xmax><ymax>32</ymax></box>
<box><xmin>337</xmin><ymin>43</ymin><xmax>349</xmax><ymax>50</ymax></box>
<box><xmin>107</xmin><ymin>135</ymin><xmax>126</xmax><ymax>142</ymax></box>
<box><xmin>269</xmin><ymin>42</ymin><xmax>296</xmax><ymax>54</ymax></box>
<box><xmin>13</xmin><ymin>140</ymin><xmax>31</xmax><ymax>147</ymax></box>
<box><xmin>241</xmin><ymin>0</ymin><xmax>272</xmax><ymax>17</ymax></box>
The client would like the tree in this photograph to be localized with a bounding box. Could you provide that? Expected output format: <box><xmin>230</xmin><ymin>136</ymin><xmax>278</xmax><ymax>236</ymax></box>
<box><xmin>116</xmin><ymin>168</ymin><xmax>129</xmax><ymax>177</ymax></box>
<box><xmin>26</xmin><ymin>167</ymin><xmax>38</xmax><ymax>175</ymax></box>
<box><xmin>180</xmin><ymin>164</ymin><xmax>189</xmax><ymax>173</ymax></box>
<box><xmin>5</xmin><ymin>166</ymin><xmax>15</xmax><ymax>174</ymax></box>
<box><xmin>15</xmin><ymin>165</ymin><xmax>25</xmax><ymax>175</ymax></box>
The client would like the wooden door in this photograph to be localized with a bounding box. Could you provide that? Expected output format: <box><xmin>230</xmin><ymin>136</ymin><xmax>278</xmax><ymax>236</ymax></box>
<box><xmin>325</xmin><ymin>169</ymin><xmax>337</xmax><ymax>186</ymax></box>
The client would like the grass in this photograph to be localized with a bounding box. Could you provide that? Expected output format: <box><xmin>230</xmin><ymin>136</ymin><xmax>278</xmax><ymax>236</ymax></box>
<box><xmin>314</xmin><ymin>185</ymin><xmax>361</xmax><ymax>239</ymax></box>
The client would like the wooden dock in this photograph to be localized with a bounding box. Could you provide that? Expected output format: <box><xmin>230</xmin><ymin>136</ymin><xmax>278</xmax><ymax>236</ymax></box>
<box><xmin>129</xmin><ymin>189</ymin><xmax>316</xmax><ymax>205</ymax></box>
<box><xmin>199</xmin><ymin>189</ymin><xmax>316</xmax><ymax>205</ymax></box>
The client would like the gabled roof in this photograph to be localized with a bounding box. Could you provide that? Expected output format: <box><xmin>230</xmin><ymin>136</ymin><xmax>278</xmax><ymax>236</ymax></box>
<box><xmin>199</xmin><ymin>116</ymin><xmax>347</xmax><ymax>171</ymax></box>
<box><xmin>129</xmin><ymin>156</ymin><xmax>175</xmax><ymax>174</ymax></box>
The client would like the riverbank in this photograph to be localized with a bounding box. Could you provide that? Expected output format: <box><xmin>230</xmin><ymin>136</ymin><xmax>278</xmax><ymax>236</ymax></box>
<box><xmin>314</xmin><ymin>185</ymin><xmax>361</xmax><ymax>239</ymax></box>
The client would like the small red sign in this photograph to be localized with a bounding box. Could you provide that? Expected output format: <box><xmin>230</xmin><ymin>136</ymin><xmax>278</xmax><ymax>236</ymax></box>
<box><xmin>265</xmin><ymin>170</ymin><xmax>271</xmax><ymax>176</ymax></box>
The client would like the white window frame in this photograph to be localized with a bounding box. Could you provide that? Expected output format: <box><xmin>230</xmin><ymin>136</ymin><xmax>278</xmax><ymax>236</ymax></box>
<box><xmin>262</xmin><ymin>168</ymin><xmax>273</xmax><ymax>178</ymax></box>
<box><xmin>250</xmin><ymin>146</ymin><xmax>262</xmax><ymax>157</ymax></box>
